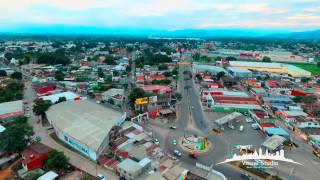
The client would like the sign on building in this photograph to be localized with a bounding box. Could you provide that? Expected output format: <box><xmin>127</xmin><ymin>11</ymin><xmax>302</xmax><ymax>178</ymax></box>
<box><xmin>148</xmin><ymin>96</ymin><xmax>157</xmax><ymax>103</ymax></box>
<box><xmin>135</xmin><ymin>97</ymin><xmax>148</xmax><ymax>105</ymax></box>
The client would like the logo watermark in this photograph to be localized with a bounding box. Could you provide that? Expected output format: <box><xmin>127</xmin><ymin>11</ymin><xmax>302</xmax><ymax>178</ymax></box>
<box><xmin>217</xmin><ymin>145</ymin><xmax>302</xmax><ymax>169</ymax></box>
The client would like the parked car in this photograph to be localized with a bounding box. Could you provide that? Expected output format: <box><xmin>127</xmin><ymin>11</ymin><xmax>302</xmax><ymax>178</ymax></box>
<box><xmin>228</xmin><ymin>124</ymin><xmax>235</xmax><ymax>129</ymax></box>
<box><xmin>239</xmin><ymin>125</ymin><xmax>244</xmax><ymax>132</ymax></box>
<box><xmin>154</xmin><ymin>139</ymin><xmax>160</xmax><ymax>145</ymax></box>
<box><xmin>97</xmin><ymin>174</ymin><xmax>106</xmax><ymax>180</ymax></box>
<box><xmin>251</xmin><ymin>123</ymin><xmax>259</xmax><ymax>130</ymax></box>
<box><xmin>174</xmin><ymin>150</ymin><xmax>182</xmax><ymax>157</ymax></box>
<box><xmin>245</xmin><ymin>118</ymin><xmax>254</xmax><ymax>123</ymax></box>
<box><xmin>172</xmin><ymin>139</ymin><xmax>177</xmax><ymax>145</ymax></box>
<box><xmin>170</xmin><ymin>126</ymin><xmax>177</xmax><ymax>130</ymax></box>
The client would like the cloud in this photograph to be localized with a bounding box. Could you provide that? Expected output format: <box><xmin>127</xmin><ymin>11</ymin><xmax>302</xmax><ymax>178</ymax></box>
<box><xmin>0</xmin><ymin>0</ymin><xmax>319</xmax><ymax>30</ymax></box>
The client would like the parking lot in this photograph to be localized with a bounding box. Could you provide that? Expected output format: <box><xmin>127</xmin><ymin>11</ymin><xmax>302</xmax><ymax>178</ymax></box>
<box><xmin>205</xmin><ymin>112</ymin><xmax>266</xmax><ymax>149</ymax></box>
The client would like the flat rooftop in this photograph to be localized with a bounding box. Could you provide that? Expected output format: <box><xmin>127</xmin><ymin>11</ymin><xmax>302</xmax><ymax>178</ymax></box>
<box><xmin>46</xmin><ymin>100</ymin><xmax>123</xmax><ymax>152</ymax></box>
<box><xmin>0</xmin><ymin>100</ymin><xmax>23</xmax><ymax>119</ymax></box>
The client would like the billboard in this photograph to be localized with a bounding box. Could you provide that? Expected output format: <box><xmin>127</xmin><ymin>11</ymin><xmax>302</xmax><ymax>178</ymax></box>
<box><xmin>135</xmin><ymin>97</ymin><xmax>148</xmax><ymax>105</ymax></box>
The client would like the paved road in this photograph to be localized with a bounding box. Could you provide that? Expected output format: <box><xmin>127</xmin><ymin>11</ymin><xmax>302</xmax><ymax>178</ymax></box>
<box><xmin>157</xmin><ymin>65</ymin><xmax>244</xmax><ymax>180</ymax></box>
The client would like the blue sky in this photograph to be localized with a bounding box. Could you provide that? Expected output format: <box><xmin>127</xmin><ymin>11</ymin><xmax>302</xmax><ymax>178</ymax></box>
<box><xmin>1</xmin><ymin>0</ymin><xmax>320</xmax><ymax>31</ymax></box>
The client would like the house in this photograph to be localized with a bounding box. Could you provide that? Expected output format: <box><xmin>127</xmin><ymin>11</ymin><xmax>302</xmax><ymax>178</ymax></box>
<box><xmin>38</xmin><ymin>171</ymin><xmax>58</xmax><ymax>180</ymax></box>
<box><xmin>147</xmin><ymin>73</ymin><xmax>166</xmax><ymax>81</ymax></box>
<box><xmin>136</xmin><ymin>75</ymin><xmax>145</xmax><ymax>84</ymax></box>
<box><xmin>21</xmin><ymin>143</ymin><xmax>52</xmax><ymax>171</ymax></box>
<box><xmin>102</xmin><ymin>88</ymin><xmax>125</xmax><ymax>107</ymax></box>
<box><xmin>0</xmin><ymin>100</ymin><xmax>24</xmax><ymax>123</ymax></box>
<box><xmin>117</xmin><ymin>158</ymin><xmax>143</xmax><ymax>180</ymax></box>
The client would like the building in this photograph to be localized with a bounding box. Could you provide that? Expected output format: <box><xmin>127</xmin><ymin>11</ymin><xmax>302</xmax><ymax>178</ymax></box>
<box><xmin>227</xmin><ymin>67</ymin><xmax>252</xmax><ymax>78</ymax></box>
<box><xmin>147</xmin><ymin>73</ymin><xmax>166</xmax><ymax>81</ymax></box>
<box><xmin>101</xmin><ymin>88</ymin><xmax>124</xmax><ymax>107</ymax></box>
<box><xmin>229</xmin><ymin>61</ymin><xmax>311</xmax><ymax>77</ymax></box>
<box><xmin>262</xmin><ymin>135</ymin><xmax>286</xmax><ymax>151</ymax></box>
<box><xmin>38</xmin><ymin>171</ymin><xmax>58</xmax><ymax>180</ymax></box>
<box><xmin>203</xmin><ymin>91</ymin><xmax>261</xmax><ymax>112</ymax></box>
<box><xmin>117</xmin><ymin>158</ymin><xmax>143</xmax><ymax>180</ymax></box>
<box><xmin>46</xmin><ymin>100</ymin><xmax>126</xmax><ymax>160</ymax></box>
<box><xmin>265</xmin><ymin>127</ymin><xmax>289</xmax><ymax>138</ymax></box>
<box><xmin>141</xmin><ymin>85</ymin><xmax>172</xmax><ymax>95</ymax></box>
<box><xmin>193</xmin><ymin>63</ymin><xmax>228</xmax><ymax>75</ymax></box>
<box><xmin>41</xmin><ymin>91</ymin><xmax>80</xmax><ymax>104</ymax></box>
<box><xmin>21</xmin><ymin>143</ymin><xmax>52</xmax><ymax>171</ymax></box>
<box><xmin>0</xmin><ymin>100</ymin><xmax>23</xmax><ymax>123</ymax></box>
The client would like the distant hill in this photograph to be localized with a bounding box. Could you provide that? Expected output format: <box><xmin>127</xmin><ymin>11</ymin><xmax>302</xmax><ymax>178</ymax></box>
<box><xmin>0</xmin><ymin>24</ymin><xmax>319</xmax><ymax>40</ymax></box>
<box><xmin>267</xmin><ymin>30</ymin><xmax>320</xmax><ymax>40</ymax></box>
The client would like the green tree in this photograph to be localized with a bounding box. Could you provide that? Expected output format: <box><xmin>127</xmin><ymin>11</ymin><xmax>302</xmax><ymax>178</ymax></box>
<box><xmin>195</xmin><ymin>74</ymin><xmax>203</xmax><ymax>81</ymax></box>
<box><xmin>55</xmin><ymin>97</ymin><xmax>67</xmax><ymax>104</ymax></box>
<box><xmin>162</xmin><ymin>71</ymin><xmax>172</xmax><ymax>77</ymax></box>
<box><xmin>33</xmin><ymin>99</ymin><xmax>52</xmax><ymax>119</ymax></box>
<box><xmin>4</xmin><ymin>52</ymin><xmax>13</xmax><ymax>60</ymax></box>
<box><xmin>24</xmin><ymin>172</ymin><xmax>42</xmax><ymax>180</ymax></box>
<box><xmin>174</xmin><ymin>92</ymin><xmax>182</xmax><ymax>101</ymax></box>
<box><xmin>44</xmin><ymin>150</ymin><xmax>69</xmax><ymax>171</ymax></box>
<box><xmin>226</xmin><ymin>56</ymin><xmax>237</xmax><ymax>61</ymax></box>
<box><xmin>37</xmin><ymin>49</ymin><xmax>71</xmax><ymax>65</ymax></box>
<box><xmin>0</xmin><ymin>116</ymin><xmax>34</xmax><ymax>153</ymax></box>
<box><xmin>107</xmin><ymin>98</ymin><xmax>115</xmax><ymax>105</ymax></box>
<box><xmin>11</xmin><ymin>71</ymin><xmax>23</xmax><ymax>80</ymax></box>
<box><xmin>192</xmin><ymin>52</ymin><xmax>200</xmax><ymax>61</ymax></box>
<box><xmin>151</xmin><ymin>79</ymin><xmax>171</xmax><ymax>85</ymax></box>
<box><xmin>0</xmin><ymin>70</ymin><xmax>7</xmax><ymax>76</ymax></box>
<box><xmin>158</xmin><ymin>64</ymin><xmax>168</xmax><ymax>70</ymax></box>
<box><xmin>317</xmin><ymin>61</ymin><xmax>320</xmax><ymax>68</ymax></box>
<box><xmin>262</xmin><ymin>56</ymin><xmax>271</xmax><ymax>62</ymax></box>
<box><xmin>301</xmin><ymin>77</ymin><xmax>311</xmax><ymax>83</ymax></box>
<box><xmin>292</xmin><ymin>96</ymin><xmax>302</xmax><ymax>103</ymax></box>
<box><xmin>128</xmin><ymin>88</ymin><xmax>146</xmax><ymax>104</ymax></box>
<box><xmin>54</xmin><ymin>70</ymin><xmax>65</xmax><ymax>81</ymax></box>
<box><xmin>216</xmin><ymin>71</ymin><xmax>226</xmax><ymax>80</ymax></box>
<box><xmin>97</xmin><ymin>68</ymin><xmax>104</xmax><ymax>78</ymax></box>
<box><xmin>302</xmin><ymin>95</ymin><xmax>317</xmax><ymax>104</ymax></box>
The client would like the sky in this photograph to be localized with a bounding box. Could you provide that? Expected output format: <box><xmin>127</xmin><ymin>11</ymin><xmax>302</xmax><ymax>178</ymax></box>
<box><xmin>1</xmin><ymin>0</ymin><xmax>320</xmax><ymax>31</ymax></box>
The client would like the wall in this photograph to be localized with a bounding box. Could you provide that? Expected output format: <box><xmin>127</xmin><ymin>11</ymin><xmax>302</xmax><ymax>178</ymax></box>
<box><xmin>55</xmin><ymin>128</ymin><xmax>97</xmax><ymax>161</ymax></box>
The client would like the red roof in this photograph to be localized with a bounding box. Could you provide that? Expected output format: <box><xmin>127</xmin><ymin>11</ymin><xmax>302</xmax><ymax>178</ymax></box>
<box><xmin>21</xmin><ymin>143</ymin><xmax>52</xmax><ymax>170</ymax></box>
<box><xmin>259</xmin><ymin>123</ymin><xmax>276</xmax><ymax>128</ymax></box>
<box><xmin>213</xmin><ymin>96</ymin><xmax>258</xmax><ymax>105</ymax></box>
<box><xmin>254</xmin><ymin>111</ymin><xmax>267</xmax><ymax>119</ymax></box>
<box><xmin>266</xmin><ymin>80</ymin><xmax>278</xmax><ymax>88</ymax></box>
<box><xmin>148</xmin><ymin>74</ymin><xmax>166</xmax><ymax>80</ymax></box>
<box><xmin>33</xmin><ymin>84</ymin><xmax>56</xmax><ymax>95</ymax></box>
<box><xmin>141</xmin><ymin>85</ymin><xmax>172</xmax><ymax>94</ymax></box>
<box><xmin>136</xmin><ymin>76</ymin><xmax>144</xmax><ymax>81</ymax></box>
<box><xmin>0</xmin><ymin>111</ymin><xmax>23</xmax><ymax>120</ymax></box>
<box><xmin>291</xmin><ymin>89</ymin><xmax>307</xmax><ymax>97</ymax></box>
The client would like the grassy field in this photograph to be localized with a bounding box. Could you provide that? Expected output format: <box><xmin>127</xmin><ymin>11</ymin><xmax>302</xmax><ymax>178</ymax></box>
<box><xmin>291</xmin><ymin>63</ymin><xmax>320</xmax><ymax>75</ymax></box>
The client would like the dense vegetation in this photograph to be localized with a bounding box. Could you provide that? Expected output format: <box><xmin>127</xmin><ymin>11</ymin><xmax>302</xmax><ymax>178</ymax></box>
<box><xmin>0</xmin><ymin>80</ymin><xmax>24</xmax><ymax>103</ymax></box>
<box><xmin>0</xmin><ymin>116</ymin><xmax>34</xmax><ymax>153</ymax></box>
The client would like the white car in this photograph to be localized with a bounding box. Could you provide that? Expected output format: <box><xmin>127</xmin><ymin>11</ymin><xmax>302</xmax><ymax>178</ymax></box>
<box><xmin>97</xmin><ymin>174</ymin><xmax>105</xmax><ymax>180</ymax></box>
<box><xmin>172</xmin><ymin>139</ymin><xmax>177</xmax><ymax>145</ymax></box>
<box><xmin>174</xmin><ymin>150</ymin><xmax>182</xmax><ymax>157</ymax></box>
<box><xmin>239</xmin><ymin>125</ymin><xmax>244</xmax><ymax>132</ymax></box>
<box><xmin>251</xmin><ymin>123</ymin><xmax>259</xmax><ymax>130</ymax></box>
<box><xmin>246</xmin><ymin>118</ymin><xmax>254</xmax><ymax>123</ymax></box>
<box><xmin>154</xmin><ymin>139</ymin><xmax>160</xmax><ymax>145</ymax></box>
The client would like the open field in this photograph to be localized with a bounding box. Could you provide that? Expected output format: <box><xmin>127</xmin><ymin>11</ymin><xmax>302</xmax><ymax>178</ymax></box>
<box><xmin>291</xmin><ymin>63</ymin><xmax>320</xmax><ymax>75</ymax></box>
